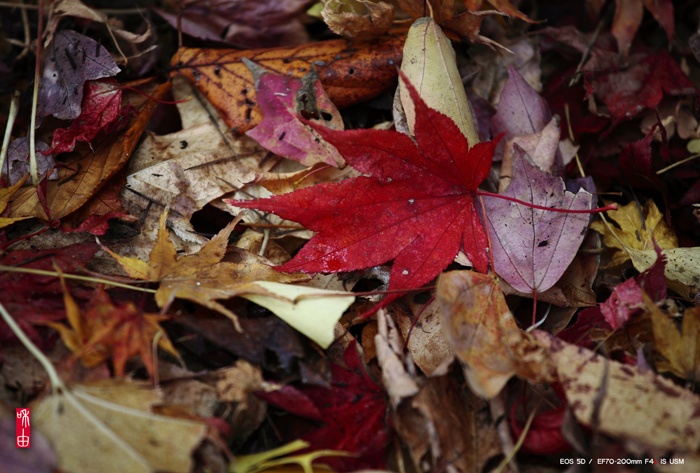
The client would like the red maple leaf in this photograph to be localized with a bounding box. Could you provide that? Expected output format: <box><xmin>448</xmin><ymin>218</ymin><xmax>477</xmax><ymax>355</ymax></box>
<box><xmin>230</xmin><ymin>77</ymin><xmax>501</xmax><ymax>308</ymax></box>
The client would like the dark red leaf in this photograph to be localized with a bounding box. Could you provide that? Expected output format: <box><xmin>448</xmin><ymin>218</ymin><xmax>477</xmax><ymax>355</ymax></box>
<box><xmin>258</xmin><ymin>342</ymin><xmax>389</xmax><ymax>470</ymax></box>
<box><xmin>47</xmin><ymin>79</ymin><xmax>124</xmax><ymax>155</ymax></box>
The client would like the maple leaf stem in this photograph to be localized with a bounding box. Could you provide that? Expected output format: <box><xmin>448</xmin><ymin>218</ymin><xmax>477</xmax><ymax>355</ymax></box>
<box><xmin>476</xmin><ymin>191</ymin><xmax>618</xmax><ymax>214</ymax></box>
<box><xmin>0</xmin><ymin>265</ymin><xmax>157</xmax><ymax>293</ymax></box>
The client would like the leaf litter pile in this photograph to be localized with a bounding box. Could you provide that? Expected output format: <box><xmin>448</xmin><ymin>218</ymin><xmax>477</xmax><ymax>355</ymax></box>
<box><xmin>3</xmin><ymin>0</ymin><xmax>700</xmax><ymax>472</ymax></box>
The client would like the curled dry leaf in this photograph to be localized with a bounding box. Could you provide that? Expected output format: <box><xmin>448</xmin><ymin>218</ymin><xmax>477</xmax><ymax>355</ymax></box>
<box><xmin>437</xmin><ymin>270</ymin><xmax>549</xmax><ymax>398</ymax></box>
<box><xmin>321</xmin><ymin>0</ymin><xmax>394</xmax><ymax>40</ymax></box>
<box><xmin>399</xmin><ymin>17</ymin><xmax>480</xmax><ymax>145</ymax></box>
<box><xmin>32</xmin><ymin>380</ymin><xmax>206</xmax><ymax>473</ymax></box>
<box><xmin>169</xmin><ymin>35</ymin><xmax>404</xmax><ymax>134</ymax></box>
<box><xmin>374</xmin><ymin>309</ymin><xmax>419</xmax><ymax>408</ymax></box>
<box><xmin>244</xmin><ymin>59</ymin><xmax>346</xmax><ymax>167</ymax></box>
<box><xmin>482</xmin><ymin>147</ymin><xmax>592</xmax><ymax>296</ymax></box>
<box><xmin>103</xmin><ymin>212</ymin><xmax>308</xmax><ymax>330</ymax></box>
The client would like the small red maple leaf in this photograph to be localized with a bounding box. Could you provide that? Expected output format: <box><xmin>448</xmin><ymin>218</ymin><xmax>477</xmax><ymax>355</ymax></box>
<box><xmin>229</xmin><ymin>76</ymin><xmax>501</xmax><ymax>308</ymax></box>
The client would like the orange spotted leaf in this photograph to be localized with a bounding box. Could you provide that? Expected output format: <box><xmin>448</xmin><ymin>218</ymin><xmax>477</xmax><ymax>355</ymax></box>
<box><xmin>169</xmin><ymin>35</ymin><xmax>404</xmax><ymax>134</ymax></box>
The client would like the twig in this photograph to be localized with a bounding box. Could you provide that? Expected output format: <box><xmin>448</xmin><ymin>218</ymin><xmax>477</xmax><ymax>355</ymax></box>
<box><xmin>0</xmin><ymin>265</ymin><xmax>157</xmax><ymax>293</ymax></box>
<box><xmin>656</xmin><ymin>153</ymin><xmax>700</xmax><ymax>174</ymax></box>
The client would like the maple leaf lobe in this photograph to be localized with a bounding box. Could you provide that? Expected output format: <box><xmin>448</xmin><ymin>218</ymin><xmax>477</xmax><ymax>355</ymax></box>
<box><xmin>231</xmin><ymin>76</ymin><xmax>501</xmax><ymax>305</ymax></box>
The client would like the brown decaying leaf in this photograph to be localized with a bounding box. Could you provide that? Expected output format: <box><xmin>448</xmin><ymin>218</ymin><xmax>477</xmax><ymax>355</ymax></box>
<box><xmin>321</xmin><ymin>0</ymin><xmax>395</xmax><ymax>40</ymax></box>
<box><xmin>394</xmin><ymin>294</ymin><xmax>452</xmax><ymax>376</ymax></box>
<box><xmin>8</xmin><ymin>82</ymin><xmax>171</xmax><ymax>222</ymax></box>
<box><xmin>169</xmin><ymin>35</ymin><xmax>404</xmax><ymax>134</ymax></box>
<box><xmin>394</xmin><ymin>375</ymin><xmax>504</xmax><ymax>473</ymax></box>
<box><xmin>648</xmin><ymin>294</ymin><xmax>700</xmax><ymax>381</ymax></box>
<box><xmin>438</xmin><ymin>271</ymin><xmax>550</xmax><ymax>398</ymax></box>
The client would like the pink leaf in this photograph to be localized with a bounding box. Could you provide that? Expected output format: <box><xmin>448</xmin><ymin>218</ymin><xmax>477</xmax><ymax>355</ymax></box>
<box><xmin>482</xmin><ymin>146</ymin><xmax>592</xmax><ymax>294</ymax></box>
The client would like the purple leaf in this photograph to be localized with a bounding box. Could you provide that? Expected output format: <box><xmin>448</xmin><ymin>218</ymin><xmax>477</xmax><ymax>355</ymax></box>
<box><xmin>482</xmin><ymin>146</ymin><xmax>592</xmax><ymax>294</ymax></box>
<box><xmin>244</xmin><ymin>59</ymin><xmax>345</xmax><ymax>167</ymax></box>
<box><xmin>6</xmin><ymin>138</ymin><xmax>57</xmax><ymax>185</ymax></box>
<box><xmin>491</xmin><ymin>66</ymin><xmax>552</xmax><ymax>160</ymax></box>
<box><xmin>155</xmin><ymin>0</ymin><xmax>310</xmax><ymax>49</ymax></box>
<box><xmin>37</xmin><ymin>30</ymin><xmax>120</xmax><ymax>120</ymax></box>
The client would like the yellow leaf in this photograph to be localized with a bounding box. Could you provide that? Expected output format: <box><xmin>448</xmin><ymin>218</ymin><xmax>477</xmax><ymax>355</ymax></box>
<box><xmin>32</xmin><ymin>379</ymin><xmax>206</xmax><ymax>473</ymax></box>
<box><xmin>233</xmin><ymin>439</ymin><xmax>352</xmax><ymax>473</ymax></box>
<box><xmin>0</xmin><ymin>175</ymin><xmax>30</xmax><ymax>229</ymax></box>
<box><xmin>647</xmin><ymin>294</ymin><xmax>700</xmax><ymax>381</ymax></box>
<box><xmin>590</xmin><ymin>199</ymin><xmax>677</xmax><ymax>267</ymax></box>
<box><xmin>399</xmin><ymin>17</ymin><xmax>480</xmax><ymax>145</ymax></box>
<box><xmin>591</xmin><ymin>200</ymin><xmax>700</xmax><ymax>292</ymax></box>
<box><xmin>241</xmin><ymin>281</ymin><xmax>354</xmax><ymax>349</ymax></box>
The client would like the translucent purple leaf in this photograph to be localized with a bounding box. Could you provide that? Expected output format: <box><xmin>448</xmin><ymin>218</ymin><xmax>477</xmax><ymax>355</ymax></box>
<box><xmin>6</xmin><ymin>138</ymin><xmax>57</xmax><ymax>185</ymax></box>
<box><xmin>481</xmin><ymin>146</ymin><xmax>592</xmax><ymax>294</ymax></box>
<box><xmin>491</xmin><ymin>66</ymin><xmax>552</xmax><ymax>160</ymax></box>
<box><xmin>37</xmin><ymin>30</ymin><xmax>120</xmax><ymax>120</ymax></box>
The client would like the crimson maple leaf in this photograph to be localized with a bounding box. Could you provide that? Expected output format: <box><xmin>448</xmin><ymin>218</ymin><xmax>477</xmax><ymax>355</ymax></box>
<box><xmin>230</xmin><ymin>77</ymin><xmax>500</xmax><ymax>308</ymax></box>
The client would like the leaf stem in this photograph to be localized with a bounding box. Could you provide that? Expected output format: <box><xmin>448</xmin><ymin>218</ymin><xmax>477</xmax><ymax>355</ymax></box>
<box><xmin>476</xmin><ymin>190</ymin><xmax>618</xmax><ymax>214</ymax></box>
<box><xmin>0</xmin><ymin>265</ymin><xmax>157</xmax><ymax>293</ymax></box>
<box><xmin>0</xmin><ymin>301</ymin><xmax>65</xmax><ymax>390</ymax></box>
<box><xmin>28</xmin><ymin>0</ymin><xmax>44</xmax><ymax>185</ymax></box>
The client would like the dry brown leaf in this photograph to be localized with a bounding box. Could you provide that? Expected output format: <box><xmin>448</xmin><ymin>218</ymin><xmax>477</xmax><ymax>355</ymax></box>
<box><xmin>394</xmin><ymin>294</ymin><xmax>452</xmax><ymax>376</ymax></box>
<box><xmin>375</xmin><ymin>309</ymin><xmax>419</xmax><ymax>408</ymax></box>
<box><xmin>321</xmin><ymin>0</ymin><xmax>395</xmax><ymax>40</ymax></box>
<box><xmin>394</xmin><ymin>375</ymin><xmax>504</xmax><ymax>473</ymax></box>
<box><xmin>438</xmin><ymin>271</ymin><xmax>550</xmax><ymax>398</ymax></box>
<box><xmin>104</xmin><ymin>212</ymin><xmax>308</xmax><ymax>329</ymax></box>
<box><xmin>538</xmin><ymin>333</ymin><xmax>700</xmax><ymax>452</ymax></box>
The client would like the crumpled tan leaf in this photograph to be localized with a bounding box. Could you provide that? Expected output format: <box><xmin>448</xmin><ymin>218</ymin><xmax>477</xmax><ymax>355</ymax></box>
<box><xmin>321</xmin><ymin>0</ymin><xmax>394</xmax><ymax>40</ymax></box>
<box><xmin>103</xmin><ymin>212</ymin><xmax>308</xmax><ymax>330</ymax></box>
